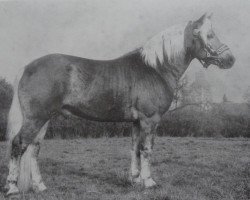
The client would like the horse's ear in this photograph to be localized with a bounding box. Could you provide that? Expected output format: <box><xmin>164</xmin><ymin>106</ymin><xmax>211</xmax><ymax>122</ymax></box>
<box><xmin>207</xmin><ymin>12</ymin><xmax>213</xmax><ymax>20</ymax></box>
<box><xmin>196</xmin><ymin>13</ymin><xmax>207</xmax><ymax>24</ymax></box>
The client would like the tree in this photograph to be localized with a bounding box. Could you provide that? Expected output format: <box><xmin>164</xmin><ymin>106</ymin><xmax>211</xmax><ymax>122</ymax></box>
<box><xmin>0</xmin><ymin>78</ymin><xmax>13</xmax><ymax>110</ymax></box>
<box><xmin>172</xmin><ymin>75</ymin><xmax>189</xmax><ymax>109</ymax></box>
<box><xmin>243</xmin><ymin>86</ymin><xmax>250</xmax><ymax>104</ymax></box>
<box><xmin>189</xmin><ymin>71</ymin><xmax>212</xmax><ymax>111</ymax></box>
<box><xmin>223</xmin><ymin>94</ymin><xmax>228</xmax><ymax>103</ymax></box>
<box><xmin>0</xmin><ymin>78</ymin><xmax>13</xmax><ymax>140</ymax></box>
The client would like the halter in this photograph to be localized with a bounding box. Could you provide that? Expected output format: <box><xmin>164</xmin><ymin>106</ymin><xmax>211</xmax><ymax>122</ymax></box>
<box><xmin>198</xmin><ymin>42</ymin><xmax>230</xmax><ymax>68</ymax></box>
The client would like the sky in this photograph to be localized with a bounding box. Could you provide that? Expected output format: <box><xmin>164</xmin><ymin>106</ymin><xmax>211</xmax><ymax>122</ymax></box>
<box><xmin>0</xmin><ymin>0</ymin><xmax>249</xmax><ymax>102</ymax></box>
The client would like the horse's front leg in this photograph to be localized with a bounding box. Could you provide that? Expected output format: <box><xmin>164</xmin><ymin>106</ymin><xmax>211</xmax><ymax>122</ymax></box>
<box><xmin>139</xmin><ymin>114</ymin><xmax>159</xmax><ymax>188</ymax></box>
<box><xmin>131</xmin><ymin>121</ymin><xmax>141</xmax><ymax>183</ymax></box>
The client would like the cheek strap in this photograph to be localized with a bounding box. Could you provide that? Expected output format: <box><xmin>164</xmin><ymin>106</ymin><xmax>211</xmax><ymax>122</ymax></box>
<box><xmin>198</xmin><ymin>42</ymin><xmax>230</xmax><ymax>68</ymax></box>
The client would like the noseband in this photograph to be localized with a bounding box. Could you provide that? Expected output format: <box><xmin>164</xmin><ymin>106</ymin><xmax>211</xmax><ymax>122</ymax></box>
<box><xmin>198</xmin><ymin>43</ymin><xmax>229</xmax><ymax>68</ymax></box>
<box><xmin>195</xmin><ymin>32</ymin><xmax>230</xmax><ymax>68</ymax></box>
<box><xmin>205</xmin><ymin>43</ymin><xmax>229</xmax><ymax>57</ymax></box>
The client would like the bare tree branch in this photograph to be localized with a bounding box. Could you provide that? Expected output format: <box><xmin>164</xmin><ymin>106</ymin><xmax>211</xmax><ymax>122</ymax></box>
<box><xmin>168</xmin><ymin>102</ymin><xmax>203</xmax><ymax>113</ymax></box>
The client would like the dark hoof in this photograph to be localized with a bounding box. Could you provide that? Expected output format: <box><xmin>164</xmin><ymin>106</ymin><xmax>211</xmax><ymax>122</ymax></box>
<box><xmin>2</xmin><ymin>184</ymin><xmax>9</xmax><ymax>193</ymax></box>
<box><xmin>4</xmin><ymin>191</ymin><xmax>20</xmax><ymax>198</ymax></box>
<box><xmin>131</xmin><ymin>175</ymin><xmax>142</xmax><ymax>185</ymax></box>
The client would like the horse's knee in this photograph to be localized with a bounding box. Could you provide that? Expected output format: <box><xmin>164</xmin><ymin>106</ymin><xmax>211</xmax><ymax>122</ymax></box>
<box><xmin>12</xmin><ymin>134</ymin><xmax>20</xmax><ymax>147</ymax></box>
<box><xmin>32</xmin><ymin>143</ymin><xmax>40</xmax><ymax>157</ymax></box>
<box><xmin>140</xmin><ymin>146</ymin><xmax>152</xmax><ymax>158</ymax></box>
<box><xmin>11</xmin><ymin>135</ymin><xmax>21</xmax><ymax>157</ymax></box>
<box><xmin>140</xmin><ymin>121</ymin><xmax>157</xmax><ymax>151</ymax></box>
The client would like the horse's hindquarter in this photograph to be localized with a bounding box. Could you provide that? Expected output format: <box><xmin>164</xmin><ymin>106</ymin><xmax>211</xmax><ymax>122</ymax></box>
<box><xmin>19</xmin><ymin>54</ymin><xmax>72</xmax><ymax>120</ymax></box>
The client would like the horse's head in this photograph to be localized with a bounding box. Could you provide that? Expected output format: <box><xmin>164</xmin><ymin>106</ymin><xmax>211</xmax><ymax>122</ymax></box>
<box><xmin>191</xmin><ymin>13</ymin><xmax>235</xmax><ymax>69</ymax></box>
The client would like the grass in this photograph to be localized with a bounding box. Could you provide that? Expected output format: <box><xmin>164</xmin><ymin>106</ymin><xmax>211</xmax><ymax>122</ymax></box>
<box><xmin>0</xmin><ymin>137</ymin><xmax>249</xmax><ymax>200</ymax></box>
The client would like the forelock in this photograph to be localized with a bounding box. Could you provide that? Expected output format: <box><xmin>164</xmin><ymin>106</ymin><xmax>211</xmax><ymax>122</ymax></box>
<box><xmin>199</xmin><ymin>18</ymin><xmax>212</xmax><ymax>44</ymax></box>
<box><xmin>200</xmin><ymin>18</ymin><xmax>212</xmax><ymax>34</ymax></box>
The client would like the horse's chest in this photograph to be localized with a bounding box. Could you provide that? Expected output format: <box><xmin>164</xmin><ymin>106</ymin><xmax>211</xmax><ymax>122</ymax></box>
<box><xmin>134</xmin><ymin>79</ymin><xmax>173</xmax><ymax>115</ymax></box>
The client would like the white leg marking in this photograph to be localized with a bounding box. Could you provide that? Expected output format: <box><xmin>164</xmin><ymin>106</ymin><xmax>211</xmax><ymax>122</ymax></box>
<box><xmin>6</xmin><ymin>157</ymin><xmax>20</xmax><ymax>195</ymax></box>
<box><xmin>139</xmin><ymin>115</ymin><xmax>159</xmax><ymax>188</ymax></box>
<box><xmin>31</xmin><ymin>121</ymin><xmax>49</xmax><ymax>192</ymax></box>
<box><xmin>131</xmin><ymin>150</ymin><xmax>140</xmax><ymax>177</ymax></box>
<box><xmin>140</xmin><ymin>150</ymin><xmax>156</xmax><ymax>188</ymax></box>
<box><xmin>18</xmin><ymin>146</ymin><xmax>32</xmax><ymax>191</ymax></box>
<box><xmin>30</xmin><ymin>144</ymin><xmax>46</xmax><ymax>192</ymax></box>
<box><xmin>131</xmin><ymin>150</ymin><xmax>142</xmax><ymax>183</ymax></box>
<box><xmin>18</xmin><ymin>121</ymin><xmax>49</xmax><ymax>192</ymax></box>
<box><xmin>6</xmin><ymin>182</ymin><xmax>19</xmax><ymax>196</ymax></box>
<box><xmin>140</xmin><ymin>151</ymin><xmax>151</xmax><ymax>179</ymax></box>
<box><xmin>130</xmin><ymin>122</ymin><xmax>142</xmax><ymax>184</ymax></box>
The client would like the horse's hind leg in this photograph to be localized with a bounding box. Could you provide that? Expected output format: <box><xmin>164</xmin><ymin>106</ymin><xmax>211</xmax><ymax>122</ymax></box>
<box><xmin>131</xmin><ymin>121</ymin><xmax>142</xmax><ymax>183</ymax></box>
<box><xmin>5</xmin><ymin>156</ymin><xmax>20</xmax><ymax>195</ymax></box>
<box><xmin>9</xmin><ymin>118</ymin><xmax>48</xmax><ymax>193</ymax></box>
<box><xmin>23</xmin><ymin>121</ymin><xmax>49</xmax><ymax>192</ymax></box>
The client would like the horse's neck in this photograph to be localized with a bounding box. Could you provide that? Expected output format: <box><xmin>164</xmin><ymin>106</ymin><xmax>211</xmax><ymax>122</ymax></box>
<box><xmin>140</xmin><ymin>21</ymin><xmax>195</xmax><ymax>90</ymax></box>
<box><xmin>155</xmin><ymin>53</ymin><xmax>193</xmax><ymax>90</ymax></box>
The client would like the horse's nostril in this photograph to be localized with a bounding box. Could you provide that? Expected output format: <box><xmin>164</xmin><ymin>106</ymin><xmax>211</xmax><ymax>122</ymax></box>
<box><xmin>228</xmin><ymin>56</ymin><xmax>235</xmax><ymax>66</ymax></box>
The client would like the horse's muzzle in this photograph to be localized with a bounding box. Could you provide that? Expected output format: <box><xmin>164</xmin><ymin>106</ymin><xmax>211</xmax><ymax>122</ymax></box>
<box><xmin>219</xmin><ymin>51</ymin><xmax>235</xmax><ymax>69</ymax></box>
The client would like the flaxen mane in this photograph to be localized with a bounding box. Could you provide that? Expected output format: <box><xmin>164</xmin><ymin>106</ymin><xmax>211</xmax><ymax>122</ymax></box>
<box><xmin>140</xmin><ymin>23</ymin><xmax>187</xmax><ymax>67</ymax></box>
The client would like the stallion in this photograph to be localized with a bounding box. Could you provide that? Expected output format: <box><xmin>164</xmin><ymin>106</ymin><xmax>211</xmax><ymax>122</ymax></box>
<box><xmin>5</xmin><ymin>13</ymin><xmax>235</xmax><ymax>195</ymax></box>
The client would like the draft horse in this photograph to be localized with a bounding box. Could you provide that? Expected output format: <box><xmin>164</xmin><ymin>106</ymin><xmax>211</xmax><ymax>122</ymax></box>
<box><xmin>5</xmin><ymin>13</ymin><xmax>235</xmax><ymax>195</ymax></box>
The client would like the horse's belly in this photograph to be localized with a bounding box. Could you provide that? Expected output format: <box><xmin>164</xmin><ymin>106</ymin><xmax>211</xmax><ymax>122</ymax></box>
<box><xmin>64</xmin><ymin>80</ymin><xmax>133</xmax><ymax>121</ymax></box>
<box><xmin>62</xmin><ymin>95</ymin><xmax>133</xmax><ymax>122</ymax></box>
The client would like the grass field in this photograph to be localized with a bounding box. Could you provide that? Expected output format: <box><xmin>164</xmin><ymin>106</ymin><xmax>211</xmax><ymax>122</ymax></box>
<box><xmin>0</xmin><ymin>137</ymin><xmax>249</xmax><ymax>200</ymax></box>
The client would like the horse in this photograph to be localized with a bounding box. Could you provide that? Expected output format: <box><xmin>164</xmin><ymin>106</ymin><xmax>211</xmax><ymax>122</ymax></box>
<box><xmin>5</xmin><ymin>13</ymin><xmax>235</xmax><ymax>195</ymax></box>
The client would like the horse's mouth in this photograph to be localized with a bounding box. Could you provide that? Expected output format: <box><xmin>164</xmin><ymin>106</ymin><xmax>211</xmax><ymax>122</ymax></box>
<box><xmin>202</xmin><ymin>57</ymin><xmax>224</xmax><ymax>68</ymax></box>
<box><xmin>202</xmin><ymin>54</ymin><xmax>235</xmax><ymax>69</ymax></box>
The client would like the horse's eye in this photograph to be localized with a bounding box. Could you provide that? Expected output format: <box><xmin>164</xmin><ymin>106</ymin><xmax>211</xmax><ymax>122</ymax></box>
<box><xmin>207</xmin><ymin>33</ymin><xmax>213</xmax><ymax>39</ymax></box>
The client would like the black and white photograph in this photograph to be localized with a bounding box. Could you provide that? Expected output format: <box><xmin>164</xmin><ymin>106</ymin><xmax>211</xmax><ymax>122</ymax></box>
<box><xmin>0</xmin><ymin>0</ymin><xmax>249</xmax><ymax>199</ymax></box>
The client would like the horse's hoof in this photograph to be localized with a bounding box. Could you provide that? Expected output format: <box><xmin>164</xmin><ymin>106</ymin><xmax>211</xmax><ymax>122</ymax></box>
<box><xmin>38</xmin><ymin>182</ymin><xmax>47</xmax><ymax>192</ymax></box>
<box><xmin>5</xmin><ymin>193</ymin><xmax>20</xmax><ymax>198</ymax></box>
<box><xmin>144</xmin><ymin>178</ymin><xmax>157</xmax><ymax>188</ymax></box>
<box><xmin>3</xmin><ymin>183</ymin><xmax>9</xmax><ymax>192</ymax></box>
<box><xmin>5</xmin><ymin>185</ymin><xmax>19</xmax><ymax>197</ymax></box>
<box><xmin>131</xmin><ymin>175</ymin><xmax>142</xmax><ymax>184</ymax></box>
<box><xmin>33</xmin><ymin>182</ymin><xmax>47</xmax><ymax>192</ymax></box>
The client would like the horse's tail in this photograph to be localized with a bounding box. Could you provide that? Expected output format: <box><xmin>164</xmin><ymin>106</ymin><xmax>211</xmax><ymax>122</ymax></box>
<box><xmin>6</xmin><ymin>67</ymin><xmax>25</xmax><ymax>159</ymax></box>
<box><xmin>6</xmin><ymin>67</ymin><xmax>33</xmax><ymax>192</ymax></box>
<box><xmin>18</xmin><ymin>146</ymin><xmax>33</xmax><ymax>191</ymax></box>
